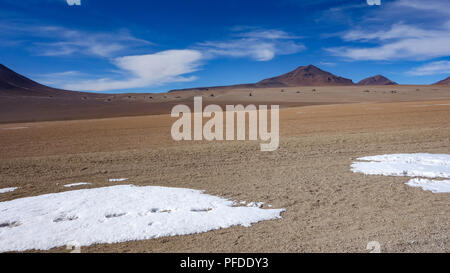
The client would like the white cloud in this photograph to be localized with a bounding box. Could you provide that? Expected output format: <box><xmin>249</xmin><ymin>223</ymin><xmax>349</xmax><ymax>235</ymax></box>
<box><xmin>36</xmin><ymin>71</ymin><xmax>87</xmax><ymax>86</ymax></box>
<box><xmin>66</xmin><ymin>0</ymin><xmax>81</xmax><ymax>6</ymax></box>
<box><xmin>322</xmin><ymin>0</ymin><xmax>450</xmax><ymax>61</ymax></box>
<box><xmin>329</xmin><ymin>23</ymin><xmax>450</xmax><ymax>61</ymax></box>
<box><xmin>236</xmin><ymin>29</ymin><xmax>300</xmax><ymax>40</ymax></box>
<box><xmin>200</xmin><ymin>39</ymin><xmax>276</xmax><ymax>61</ymax></box>
<box><xmin>342</xmin><ymin>23</ymin><xmax>435</xmax><ymax>41</ymax></box>
<box><xmin>0</xmin><ymin>23</ymin><xmax>152</xmax><ymax>58</ymax></box>
<box><xmin>33</xmin><ymin>27</ymin><xmax>151</xmax><ymax>57</ymax></box>
<box><xmin>318</xmin><ymin>61</ymin><xmax>336</xmax><ymax>67</ymax></box>
<box><xmin>198</xmin><ymin>29</ymin><xmax>305</xmax><ymax>61</ymax></box>
<box><xmin>394</xmin><ymin>0</ymin><xmax>450</xmax><ymax>15</ymax></box>
<box><xmin>407</xmin><ymin>61</ymin><xmax>450</xmax><ymax>76</ymax></box>
<box><xmin>34</xmin><ymin>27</ymin><xmax>303</xmax><ymax>91</ymax></box>
<box><xmin>63</xmin><ymin>50</ymin><xmax>203</xmax><ymax>91</ymax></box>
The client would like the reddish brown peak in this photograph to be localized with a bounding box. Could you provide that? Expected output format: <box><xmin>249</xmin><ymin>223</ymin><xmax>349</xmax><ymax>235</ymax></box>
<box><xmin>433</xmin><ymin>76</ymin><xmax>450</xmax><ymax>85</ymax></box>
<box><xmin>357</xmin><ymin>74</ymin><xmax>397</xmax><ymax>85</ymax></box>
<box><xmin>257</xmin><ymin>64</ymin><xmax>354</xmax><ymax>86</ymax></box>
<box><xmin>295</xmin><ymin>64</ymin><xmax>323</xmax><ymax>71</ymax></box>
<box><xmin>287</xmin><ymin>65</ymin><xmax>329</xmax><ymax>75</ymax></box>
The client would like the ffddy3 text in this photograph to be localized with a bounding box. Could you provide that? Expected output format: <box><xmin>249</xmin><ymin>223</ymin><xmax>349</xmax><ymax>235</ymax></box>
<box><xmin>179</xmin><ymin>256</ymin><xmax>269</xmax><ymax>271</ymax></box>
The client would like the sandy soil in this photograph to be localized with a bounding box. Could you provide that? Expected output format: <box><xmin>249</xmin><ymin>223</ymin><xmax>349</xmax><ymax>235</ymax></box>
<box><xmin>0</xmin><ymin>87</ymin><xmax>449</xmax><ymax>252</ymax></box>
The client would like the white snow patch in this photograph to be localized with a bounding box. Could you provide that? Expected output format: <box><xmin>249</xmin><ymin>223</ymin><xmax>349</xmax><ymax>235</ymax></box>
<box><xmin>406</xmin><ymin>178</ymin><xmax>450</xmax><ymax>194</ymax></box>
<box><xmin>109</xmin><ymin>178</ymin><xmax>128</xmax><ymax>182</ymax></box>
<box><xmin>0</xmin><ymin>187</ymin><xmax>18</xmax><ymax>194</ymax></box>
<box><xmin>1</xmin><ymin>127</ymin><xmax>28</xmax><ymax>130</ymax></box>
<box><xmin>351</xmin><ymin>153</ymin><xmax>450</xmax><ymax>179</ymax></box>
<box><xmin>246</xmin><ymin>202</ymin><xmax>264</xmax><ymax>208</ymax></box>
<box><xmin>64</xmin><ymin>183</ymin><xmax>91</xmax><ymax>188</ymax></box>
<box><xmin>0</xmin><ymin>185</ymin><xmax>284</xmax><ymax>252</ymax></box>
<box><xmin>351</xmin><ymin>153</ymin><xmax>450</xmax><ymax>193</ymax></box>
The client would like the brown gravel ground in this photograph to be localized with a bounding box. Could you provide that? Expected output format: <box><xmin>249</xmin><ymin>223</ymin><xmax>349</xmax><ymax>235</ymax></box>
<box><xmin>0</xmin><ymin>98</ymin><xmax>449</xmax><ymax>253</ymax></box>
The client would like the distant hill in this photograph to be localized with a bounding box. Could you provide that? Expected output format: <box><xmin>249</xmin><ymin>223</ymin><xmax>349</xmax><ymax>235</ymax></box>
<box><xmin>433</xmin><ymin>76</ymin><xmax>450</xmax><ymax>85</ymax></box>
<box><xmin>256</xmin><ymin>65</ymin><xmax>354</xmax><ymax>87</ymax></box>
<box><xmin>357</xmin><ymin>75</ymin><xmax>397</xmax><ymax>85</ymax></box>
<box><xmin>170</xmin><ymin>65</ymin><xmax>354</xmax><ymax>92</ymax></box>
<box><xmin>0</xmin><ymin>63</ymin><xmax>449</xmax><ymax>124</ymax></box>
<box><xmin>0</xmin><ymin>64</ymin><xmax>90</xmax><ymax>97</ymax></box>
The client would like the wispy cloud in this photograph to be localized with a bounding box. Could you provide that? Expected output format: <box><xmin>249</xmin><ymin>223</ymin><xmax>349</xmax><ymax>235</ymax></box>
<box><xmin>342</xmin><ymin>23</ymin><xmax>436</xmax><ymax>42</ymax></box>
<box><xmin>318</xmin><ymin>61</ymin><xmax>336</xmax><ymax>67</ymax></box>
<box><xmin>328</xmin><ymin>22</ymin><xmax>450</xmax><ymax>61</ymax></box>
<box><xmin>62</xmin><ymin>50</ymin><xmax>203</xmax><ymax>92</ymax></box>
<box><xmin>329</xmin><ymin>23</ymin><xmax>450</xmax><ymax>61</ymax></box>
<box><xmin>23</xmin><ymin>26</ymin><xmax>302</xmax><ymax>91</ymax></box>
<box><xmin>394</xmin><ymin>0</ymin><xmax>450</xmax><ymax>15</ymax></box>
<box><xmin>198</xmin><ymin>29</ymin><xmax>305</xmax><ymax>61</ymax></box>
<box><xmin>36</xmin><ymin>71</ymin><xmax>87</xmax><ymax>87</ymax></box>
<box><xmin>235</xmin><ymin>29</ymin><xmax>301</xmax><ymax>40</ymax></box>
<box><xmin>0</xmin><ymin>23</ymin><xmax>152</xmax><ymax>58</ymax></box>
<box><xmin>325</xmin><ymin>0</ymin><xmax>450</xmax><ymax>61</ymax></box>
<box><xmin>407</xmin><ymin>61</ymin><xmax>450</xmax><ymax>76</ymax></box>
<box><xmin>35</xmin><ymin>27</ymin><xmax>152</xmax><ymax>57</ymax></box>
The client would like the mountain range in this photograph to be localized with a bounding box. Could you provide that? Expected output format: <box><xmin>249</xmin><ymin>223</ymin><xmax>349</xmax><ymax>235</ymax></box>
<box><xmin>0</xmin><ymin>64</ymin><xmax>448</xmax><ymax>96</ymax></box>
<box><xmin>170</xmin><ymin>65</ymin><xmax>422</xmax><ymax>92</ymax></box>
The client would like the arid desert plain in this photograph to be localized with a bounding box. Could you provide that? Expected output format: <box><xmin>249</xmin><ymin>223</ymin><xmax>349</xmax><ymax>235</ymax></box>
<box><xmin>1</xmin><ymin>83</ymin><xmax>449</xmax><ymax>252</ymax></box>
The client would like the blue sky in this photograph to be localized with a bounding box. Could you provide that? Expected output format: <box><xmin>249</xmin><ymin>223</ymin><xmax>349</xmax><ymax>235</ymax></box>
<box><xmin>0</xmin><ymin>0</ymin><xmax>449</xmax><ymax>93</ymax></box>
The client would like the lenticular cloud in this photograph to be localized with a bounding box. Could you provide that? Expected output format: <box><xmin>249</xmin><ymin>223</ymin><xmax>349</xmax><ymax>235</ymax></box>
<box><xmin>0</xmin><ymin>185</ymin><xmax>284</xmax><ymax>252</ymax></box>
<box><xmin>351</xmin><ymin>153</ymin><xmax>450</xmax><ymax>193</ymax></box>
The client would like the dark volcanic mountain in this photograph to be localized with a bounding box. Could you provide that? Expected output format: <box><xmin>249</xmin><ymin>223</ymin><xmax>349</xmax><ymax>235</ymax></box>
<box><xmin>357</xmin><ymin>75</ymin><xmax>397</xmax><ymax>85</ymax></box>
<box><xmin>433</xmin><ymin>76</ymin><xmax>450</xmax><ymax>85</ymax></box>
<box><xmin>0</xmin><ymin>64</ymin><xmax>176</xmax><ymax>123</ymax></box>
<box><xmin>0</xmin><ymin>64</ymin><xmax>88</xmax><ymax>97</ymax></box>
<box><xmin>256</xmin><ymin>65</ymin><xmax>354</xmax><ymax>87</ymax></box>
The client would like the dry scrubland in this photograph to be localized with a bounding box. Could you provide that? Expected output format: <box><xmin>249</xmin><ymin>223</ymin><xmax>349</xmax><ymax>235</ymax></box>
<box><xmin>0</xmin><ymin>85</ymin><xmax>449</xmax><ymax>252</ymax></box>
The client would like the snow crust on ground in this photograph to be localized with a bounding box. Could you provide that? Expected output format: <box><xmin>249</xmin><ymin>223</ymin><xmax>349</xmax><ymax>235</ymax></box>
<box><xmin>351</xmin><ymin>153</ymin><xmax>450</xmax><ymax>193</ymax></box>
<box><xmin>109</xmin><ymin>178</ymin><xmax>128</xmax><ymax>182</ymax></box>
<box><xmin>0</xmin><ymin>185</ymin><xmax>284</xmax><ymax>252</ymax></box>
<box><xmin>0</xmin><ymin>187</ymin><xmax>18</xmax><ymax>194</ymax></box>
<box><xmin>406</xmin><ymin>178</ymin><xmax>450</xmax><ymax>193</ymax></box>
<box><xmin>64</xmin><ymin>183</ymin><xmax>91</xmax><ymax>188</ymax></box>
<box><xmin>1</xmin><ymin>127</ymin><xmax>28</xmax><ymax>130</ymax></box>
